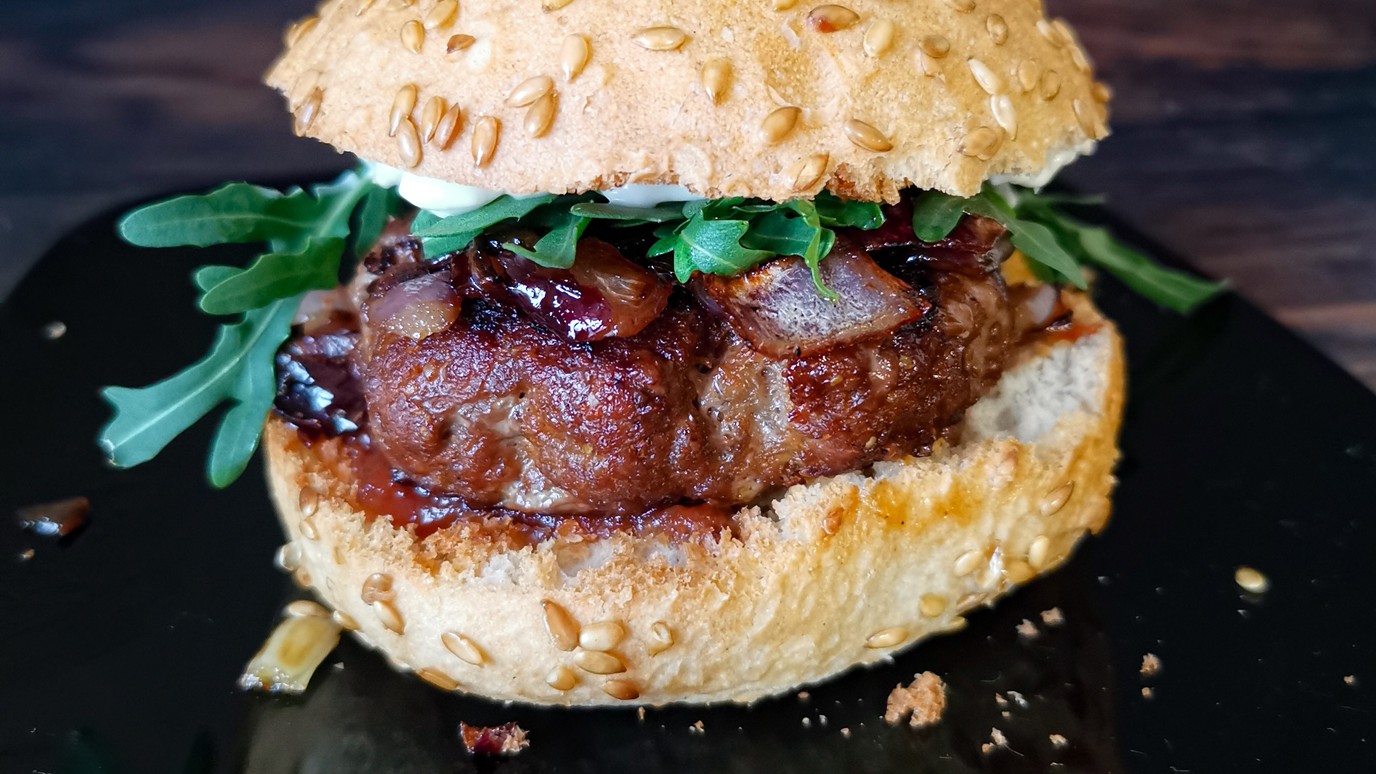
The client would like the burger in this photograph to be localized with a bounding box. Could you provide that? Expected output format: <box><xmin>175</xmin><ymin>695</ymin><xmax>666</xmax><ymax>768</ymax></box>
<box><xmin>100</xmin><ymin>0</ymin><xmax>1220</xmax><ymax>706</ymax></box>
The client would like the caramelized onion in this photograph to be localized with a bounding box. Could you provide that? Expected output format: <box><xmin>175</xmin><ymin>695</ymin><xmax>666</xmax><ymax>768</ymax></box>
<box><xmin>1010</xmin><ymin>283</ymin><xmax>1070</xmax><ymax>332</ymax></box>
<box><xmin>695</xmin><ymin>238</ymin><xmax>930</xmax><ymax>357</ymax></box>
<box><xmin>366</xmin><ymin>271</ymin><xmax>460</xmax><ymax>341</ymax></box>
<box><xmin>857</xmin><ymin>201</ymin><xmax>1012</xmax><ymax>277</ymax></box>
<box><xmin>467</xmin><ymin>237</ymin><xmax>671</xmax><ymax>341</ymax></box>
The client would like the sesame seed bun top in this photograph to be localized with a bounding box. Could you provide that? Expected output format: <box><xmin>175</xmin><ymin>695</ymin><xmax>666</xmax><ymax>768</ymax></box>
<box><xmin>266</xmin><ymin>0</ymin><xmax>1111</xmax><ymax>202</ymax></box>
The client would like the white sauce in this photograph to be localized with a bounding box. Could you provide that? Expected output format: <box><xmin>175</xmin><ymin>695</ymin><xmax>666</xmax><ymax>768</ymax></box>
<box><xmin>365</xmin><ymin>162</ymin><xmax>703</xmax><ymax>217</ymax></box>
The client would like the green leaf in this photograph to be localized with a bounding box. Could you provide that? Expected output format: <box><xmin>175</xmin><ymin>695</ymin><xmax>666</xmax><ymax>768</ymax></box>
<box><xmin>741</xmin><ymin>209</ymin><xmax>821</xmax><ymax>257</ymax></box>
<box><xmin>197</xmin><ymin>238</ymin><xmax>344</xmax><ymax>315</ymax></box>
<box><xmin>422</xmin><ymin>232</ymin><xmax>481</xmax><ymax>259</ymax></box>
<box><xmin>412</xmin><ymin>194</ymin><xmax>557</xmax><ymax>238</ymax></box>
<box><xmin>503</xmin><ymin>213</ymin><xmax>590</xmax><ymax>269</ymax></box>
<box><xmin>353</xmin><ymin>184</ymin><xmax>400</xmax><ymax>259</ymax></box>
<box><xmin>964</xmin><ymin>190</ymin><xmax>1087</xmax><ymax>288</ymax></box>
<box><xmin>98</xmin><ymin>297</ymin><xmax>298</xmax><ymax>482</ymax></box>
<box><xmin>813</xmin><ymin>191</ymin><xmax>885</xmax><ymax>230</ymax></box>
<box><xmin>672</xmin><ymin>215</ymin><xmax>771</xmax><ymax>282</ymax></box>
<box><xmin>911</xmin><ymin>191</ymin><xmax>967</xmax><ymax>242</ymax></box>
<box><xmin>569</xmin><ymin>202</ymin><xmax>686</xmax><ymax>222</ymax></box>
<box><xmin>193</xmin><ymin>265</ymin><xmax>239</xmax><ymax>292</ymax></box>
<box><xmin>1066</xmin><ymin>223</ymin><xmax>1226</xmax><ymax>313</ymax></box>
<box><xmin>117</xmin><ymin>183</ymin><xmax>321</xmax><ymax>247</ymax></box>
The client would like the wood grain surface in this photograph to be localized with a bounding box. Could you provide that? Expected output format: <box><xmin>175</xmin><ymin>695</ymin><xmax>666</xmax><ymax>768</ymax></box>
<box><xmin>2</xmin><ymin>0</ymin><xmax>1373</xmax><ymax>389</ymax></box>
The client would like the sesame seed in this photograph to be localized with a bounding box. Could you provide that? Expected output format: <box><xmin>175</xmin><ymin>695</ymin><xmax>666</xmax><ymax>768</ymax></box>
<box><xmin>507</xmin><ymin>75</ymin><xmax>554</xmax><ymax>107</ymax></box>
<box><xmin>524</xmin><ymin>92</ymin><xmax>557</xmax><ymax>137</ymax></box>
<box><xmin>297</xmin><ymin>487</ymin><xmax>320</xmax><ymax>518</ymax></box>
<box><xmin>1039</xmin><ymin>68</ymin><xmax>1062</xmax><ymax>100</ymax></box>
<box><xmin>1069</xmin><ymin>44</ymin><xmax>1090</xmax><ymax>73</ymax></box>
<box><xmin>396</xmin><ymin>116</ymin><xmax>423</xmax><ymax>168</ymax></box>
<box><xmin>986</xmin><ymin>14</ymin><xmax>1008</xmax><ymax>45</ymax></box>
<box><xmin>991</xmin><ymin>95</ymin><xmax>1017</xmax><ymax>139</ymax></box>
<box><xmin>1234</xmin><ymin>566</ymin><xmax>1269</xmax><ymax>594</ymax></box>
<box><xmin>417</xmin><ymin>667</ymin><xmax>459</xmax><ymax>690</ymax></box>
<box><xmin>299</xmin><ymin>513</ymin><xmax>319</xmax><ymax>541</ymax></box>
<box><xmin>293</xmin><ymin>568</ymin><xmax>312</xmax><ymax>588</ymax></box>
<box><xmin>953</xmin><ymin>549</ymin><xmax>982</xmax><ymax>577</ymax></box>
<box><xmin>863</xmin><ymin>19</ymin><xmax>895</xmax><ymax>58</ymax></box>
<box><xmin>761</xmin><ymin>106</ymin><xmax>802</xmax><ymax>144</ymax></box>
<box><xmin>807</xmin><ymin>5</ymin><xmax>860</xmax><ymax>33</ymax></box>
<box><xmin>540</xmin><ymin>599</ymin><xmax>580</xmax><ymax>651</ymax></box>
<box><xmin>919</xmin><ymin>593</ymin><xmax>947</xmax><ymax>618</ymax></box>
<box><xmin>420</xmin><ymin>96</ymin><xmax>447</xmax><ymax>142</ymax></box>
<box><xmin>1037</xmin><ymin>19</ymin><xmax>1064</xmax><ymax>48</ymax></box>
<box><xmin>865</xmin><ymin>627</ymin><xmax>908</xmax><ymax>649</ymax></box>
<box><xmin>285</xmin><ymin>599</ymin><xmax>329</xmax><ymax>618</ymax></box>
<box><xmin>423</xmin><ymin>0</ymin><xmax>457</xmax><ymax>30</ymax></box>
<box><xmin>1072</xmin><ymin>98</ymin><xmax>1097</xmax><ymax>136</ymax></box>
<box><xmin>373</xmin><ymin>599</ymin><xmax>405</xmax><ymax>633</ymax></box>
<box><xmin>332</xmin><ymin>609</ymin><xmax>360</xmax><ymax>631</ymax></box>
<box><xmin>360</xmin><ymin>572</ymin><xmax>395</xmax><ymax>604</ymax></box>
<box><xmin>446</xmin><ymin>34</ymin><xmax>475</xmax><ymax>53</ymax></box>
<box><xmin>603</xmin><ymin>679</ymin><xmax>640</xmax><ymax>701</ymax></box>
<box><xmin>440</xmin><ymin>631</ymin><xmax>486</xmax><ymax>665</ymax></box>
<box><xmin>560</xmin><ymin>34</ymin><xmax>591</xmax><ymax>82</ymax></box>
<box><xmin>790</xmin><ymin>153</ymin><xmax>829</xmax><ymax>192</ymax></box>
<box><xmin>470</xmin><ymin>116</ymin><xmax>500</xmax><ymax>167</ymax></box>
<box><xmin>356</xmin><ymin>0</ymin><xmax>378</xmax><ymax>16</ymax></box>
<box><xmin>1005</xmin><ymin>559</ymin><xmax>1036</xmax><ymax>585</ymax></box>
<box><xmin>701</xmin><ymin>58</ymin><xmax>732</xmax><ymax>104</ymax></box>
<box><xmin>288</xmin><ymin>69</ymin><xmax>321</xmax><ymax>109</ymax></box>
<box><xmin>1052</xmin><ymin>19</ymin><xmax>1076</xmax><ymax>46</ymax></box>
<box><xmin>945</xmin><ymin>0</ymin><xmax>975</xmax><ymax>11</ymax></box>
<box><xmin>579</xmin><ymin>621</ymin><xmax>627</xmax><ymax>652</ymax></box>
<box><xmin>1017</xmin><ymin>60</ymin><xmax>1041</xmax><ymax>93</ymax></box>
<box><xmin>275</xmin><ymin>543</ymin><xmax>300</xmax><ymax>572</ymax></box>
<box><xmin>389</xmin><ymin>84</ymin><xmax>418</xmax><ymax>137</ymax></box>
<box><xmin>292</xmin><ymin>88</ymin><xmax>323</xmax><ymax>137</ymax></box>
<box><xmin>957</xmin><ymin>591</ymin><xmax>989</xmax><ymax>610</ymax></box>
<box><xmin>946</xmin><ymin>616</ymin><xmax>968</xmax><ymax>632</ymax></box>
<box><xmin>284</xmin><ymin>15</ymin><xmax>318</xmax><ymax>47</ymax></box>
<box><xmin>542</xmin><ymin>0</ymin><xmax>575</xmax><ymax>10</ymax></box>
<box><xmin>844</xmin><ymin>118</ymin><xmax>892</xmax><ymax>152</ymax></box>
<box><xmin>773</xmin><ymin>0</ymin><xmax>799</xmax><ymax>9</ymax></box>
<box><xmin>917</xmin><ymin>51</ymin><xmax>941</xmax><ymax>77</ymax></box>
<box><xmin>573</xmin><ymin>649</ymin><xmax>626</xmax><ymax>675</ymax></box>
<box><xmin>1039</xmin><ymin>481</ymin><xmax>1073</xmax><ymax>515</ymax></box>
<box><xmin>967</xmin><ymin>58</ymin><xmax>1003</xmax><ymax>95</ymax></box>
<box><xmin>649</xmin><ymin>621</ymin><xmax>674</xmax><ymax>654</ymax></box>
<box><xmin>1091</xmin><ymin>81</ymin><xmax>1113</xmax><ymax>103</ymax></box>
<box><xmin>919</xmin><ymin>35</ymin><xmax>950</xmax><ymax>59</ymax></box>
<box><xmin>401</xmin><ymin>20</ymin><xmax>425</xmax><ymax>53</ymax></box>
<box><xmin>432</xmin><ymin>104</ymin><xmax>463</xmax><ymax>149</ymax></box>
<box><xmin>632</xmin><ymin>26</ymin><xmax>688</xmax><ymax>51</ymax></box>
<box><xmin>1028</xmin><ymin>535</ymin><xmax>1051</xmax><ymax>569</ymax></box>
<box><xmin>546</xmin><ymin>666</ymin><xmax>577</xmax><ymax>691</ymax></box>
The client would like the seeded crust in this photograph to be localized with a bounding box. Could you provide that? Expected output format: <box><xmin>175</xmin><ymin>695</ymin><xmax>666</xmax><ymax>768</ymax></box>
<box><xmin>264</xmin><ymin>291</ymin><xmax>1124</xmax><ymax>706</ymax></box>
<box><xmin>265</xmin><ymin>0</ymin><xmax>1109</xmax><ymax>202</ymax></box>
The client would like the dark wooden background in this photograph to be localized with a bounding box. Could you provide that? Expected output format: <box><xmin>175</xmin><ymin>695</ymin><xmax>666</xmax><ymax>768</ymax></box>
<box><xmin>3</xmin><ymin>0</ymin><xmax>1374</xmax><ymax>389</ymax></box>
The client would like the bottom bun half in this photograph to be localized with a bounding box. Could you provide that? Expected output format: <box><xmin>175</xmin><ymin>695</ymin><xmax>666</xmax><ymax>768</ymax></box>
<box><xmin>265</xmin><ymin>295</ymin><xmax>1125</xmax><ymax>706</ymax></box>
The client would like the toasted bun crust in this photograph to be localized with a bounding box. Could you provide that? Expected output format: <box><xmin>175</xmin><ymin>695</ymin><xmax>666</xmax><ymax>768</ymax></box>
<box><xmin>266</xmin><ymin>0</ymin><xmax>1109</xmax><ymax>201</ymax></box>
<box><xmin>265</xmin><ymin>292</ymin><xmax>1124</xmax><ymax>706</ymax></box>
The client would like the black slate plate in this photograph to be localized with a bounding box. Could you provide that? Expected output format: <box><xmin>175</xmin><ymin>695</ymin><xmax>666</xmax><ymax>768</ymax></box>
<box><xmin>1</xmin><ymin>180</ymin><xmax>1373</xmax><ymax>774</ymax></box>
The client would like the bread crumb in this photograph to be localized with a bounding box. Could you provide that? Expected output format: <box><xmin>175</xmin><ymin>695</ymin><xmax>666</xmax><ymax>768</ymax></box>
<box><xmin>982</xmin><ymin>727</ymin><xmax>1009</xmax><ymax>755</ymax></box>
<box><xmin>1049</xmin><ymin>733</ymin><xmax>1068</xmax><ymax>748</ymax></box>
<box><xmin>994</xmin><ymin>692</ymin><xmax>1008</xmax><ymax>708</ymax></box>
<box><xmin>1016</xmin><ymin>619</ymin><xmax>1040</xmax><ymax>639</ymax></box>
<box><xmin>1234</xmin><ymin>566</ymin><xmax>1269</xmax><ymax>594</ymax></box>
<box><xmin>637</xmin><ymin>707</ymin><xmax>646</xmax><ymax>721</ymax></box>
<box><xmin>1344</xmin><ymin>675</ymin><xmax>1357</xmax><ymax>686</ymax></box>
<box><xmin>884</xmin><ymin>671</ymin><xmax>947</xmax><ymax>728</ymax></box>
<box><xmin>840</xmin><ymin>727</ymin><xmax>852</xmax><ymax>739</ymax></box>
<box><xmin>818</xmin><ymin>713</ymin><xmax>828</xmax><ymax>728</ymax></box>
<box><xmin>1006</xmin><ymin>690</ymin><xmax>1028</xmax><ymax>709</ymax></box>
<box><xmin>18</xmin><ymin>548</ymin><xmax>34</xmax><ymax>562</ymax></box>
<box><xmin>1040</xmin><ymin>607</ymin><xmax>1064</xmax><ymax>626</ymax></box>
<box><xmin>801</xmin><ymin>717</ymin><xmax>812</xmax><ymax>729</ymax></box>
<box><xmin>1141</xmin><ymin>687</ymin><xmax>1154</xmax><ymax>699</ymax></box>
<box><xmin>459</xmin><ymin>722</ymin><xmax>529</xmax><ymax>756</ymax></box>
<box><xmin>797</xmin><ymin>691</ymin><xmax>810</xmax><ymax>701</ymax></box>
<box><xmin>689</xmin><ymin>720</ymin><xmax>705</xmax><ymax>735</ymax></box>
<box><xmin>1140</xmin><ymin>653</ymin><xmax>1162</xmax><ymax>677</ymax></box>
<box><xmin>981</xmin><ymin>743</ymin><xmax>994</xmax><ymax>754</ymax></box>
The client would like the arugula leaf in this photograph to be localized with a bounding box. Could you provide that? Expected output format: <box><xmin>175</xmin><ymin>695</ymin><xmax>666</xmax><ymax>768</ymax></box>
<box><xmin>963</xmin><ymin>191</ymin><xmax>1088</xmax><ymax>288</ymax></box>
<box><xmin>98</xmin><ymin>297</ymin><xmax>297</xmax><ymax>481</ymax></box>
<box><xmin>910</xmin><ymin>191</ymin><xmax>966</xmax><ymax>242</ymax></box>
<box><xmin>193</xmin><ymin>265</ymin><xmax>239</xmax><ymax>292</ymax></box>
<box><xmin>118</xmin><ymin>183</ymin><xmax>325</xmax><ymax>247</ymax></box>
<box><xmin>504</xmin><ymin>212</ymin><xmax>591</xmax><ymax>268</ymax></box>
<box><xmin>672</xmin><ymin>214</ymin><xmax>771</xmax><ymax>282</ymax></box>
<box><xmin>740</xmin><ymin>209</ymin><xmax>822</xmax><ymax>258</ymax></box>
<box><xmin>197</xmin><ymin>237</ymin><xmax>344</xmax><ymax>315</ymax></box>
<box><xmin>353</xmin><ymin>184</ymin><xmax>400</xmax><ymax>259</ymax></box>
<box><xmin>569</xmin><ymin>202</ymin><xmax>686</xmax><ymax>222</ymax></box>
<box><xmin>814</xmin><ymin>191</ymin><xmax>885</xmax><ymax>230</ymax></box>
<box><xmin>412</xmin><ymin>194</ymin><xmax>556</xmax><ymax>238</ymax></box>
